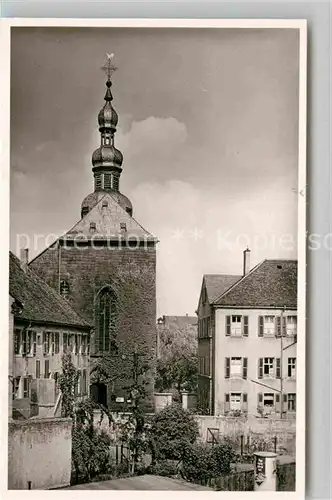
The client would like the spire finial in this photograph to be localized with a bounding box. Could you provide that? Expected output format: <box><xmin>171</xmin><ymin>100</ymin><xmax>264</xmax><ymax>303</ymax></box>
<box><xmin>101</xmin><ymin>52</ymin><xmax>117</xmax><ymax>82</ymax></box>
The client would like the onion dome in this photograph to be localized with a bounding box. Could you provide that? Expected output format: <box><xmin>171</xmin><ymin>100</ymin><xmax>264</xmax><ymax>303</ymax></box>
<box><xmin>98</xmin><ymin>80</ymin><xmax>118</xmax><ymax>132</ymax></box>
<box><xmin>92</xmin><ymin>144</ymin><xmax>123</xmax><ymax>168</ymax></box>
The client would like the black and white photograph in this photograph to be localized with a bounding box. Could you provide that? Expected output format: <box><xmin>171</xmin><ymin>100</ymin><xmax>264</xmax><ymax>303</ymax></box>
<box><xmin>3</xmin><ymin>19</ymin><xmax>306</xmax><ymax>495</ymax></box>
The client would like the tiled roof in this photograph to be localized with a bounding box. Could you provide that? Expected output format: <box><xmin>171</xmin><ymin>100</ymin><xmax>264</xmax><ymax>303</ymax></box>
<box><xmin>64</xmin><ymin>192</ymin><xmax>156</xmax><ymax>241</ymax></box>
<box><xmin>204</xmin><ymin>274</ymin><xmax>241</xmax><ymax>303</ymax></box>
<box><xmin>158</xmin><ymin>315</ymin><xmax>198</xmax><ymax>328</ymax></box>
<box><xmin>9</xmin><ymin>252</ymin><xmax>91</xmax><ymax>328</ymax></box>
<box><xmin>213</xmin><ymin>259</ymin><xmax>297</xmax><ymax>308</ymax></box>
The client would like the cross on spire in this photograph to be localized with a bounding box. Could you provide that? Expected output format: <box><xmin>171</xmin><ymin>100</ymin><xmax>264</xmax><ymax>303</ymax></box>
<box><xmin>101</xmin><ymin>52</ymin><xmax>117</xmax><ymax>81</ymax></box>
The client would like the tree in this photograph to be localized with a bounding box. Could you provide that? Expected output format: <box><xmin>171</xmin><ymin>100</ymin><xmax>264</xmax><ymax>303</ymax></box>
<box><xmin>59</xmin><ymin>353</ymin><xmax>114</xmax><ymax>484</ymax></box>
<box><xmin>156</xmin><ymin>320</ymin><xmax>198</xmax><ymax>395</ymax></box>
<box><xmin>149</xmin><ymin>403</ymin><xmax>199</xmax><ymax>461</ymax></box>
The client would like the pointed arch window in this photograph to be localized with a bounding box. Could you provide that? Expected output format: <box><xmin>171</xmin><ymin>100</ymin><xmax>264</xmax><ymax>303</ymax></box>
<box><xmin>97</xmin><ymin>287</ymin><xmax>117</xmax><ymax>353</ymax></box>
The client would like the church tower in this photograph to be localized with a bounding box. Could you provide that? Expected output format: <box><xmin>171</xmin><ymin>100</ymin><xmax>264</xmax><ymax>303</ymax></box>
<box><xmin>29</xmin><ymin>55</ymin><xmax>157</xmax><ymax>410</ymax></box>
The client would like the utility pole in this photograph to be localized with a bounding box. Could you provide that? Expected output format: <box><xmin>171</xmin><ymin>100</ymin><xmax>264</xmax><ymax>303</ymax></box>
<box><xmin>280</xmin><ymin>307</ymin><xmax>284</xmax><ymax>419</ymax></box>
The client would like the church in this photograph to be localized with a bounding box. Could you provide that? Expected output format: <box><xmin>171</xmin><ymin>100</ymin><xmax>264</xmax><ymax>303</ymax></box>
<box><xmin>29</xmin><ymin>55</ymin><xmax>158</xmax><ymax>410</ymax></box>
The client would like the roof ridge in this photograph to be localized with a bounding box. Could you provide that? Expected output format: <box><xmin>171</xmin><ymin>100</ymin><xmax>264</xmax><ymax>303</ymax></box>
<box><xmin>212</xmin><ymin>259</ymin><xmax>267</xmax><ymax>305</ymax></box>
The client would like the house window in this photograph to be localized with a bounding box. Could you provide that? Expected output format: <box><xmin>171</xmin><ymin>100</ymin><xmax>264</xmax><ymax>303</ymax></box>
<box><xmin>226</xmin><ymin>315</ymin><xmax>249</xmax><ymax>337</ymax></box>
<box><xmin>90</xmin><ymin>222</ymin><xmax>96</xmax><ymax>232</ymax></box>
<box><xmin>288</xmin><ymin>358</ymin><xmax>296</xmax><ymax>378</ymax></box>
<box><xmin>13</xmin><ymin>377</ymin><xmax>20</xmax><ymax>399</ymax></box>
<box><xmin>264</xmin><ymin>316</ymin><xmax>275</xmax><ymax>336</ymax></box>
<box><xmin>264</xmin><ymin>357</ymin><xmax>274</xmax><ymax>377</ymax></box>
<box><xmin>55</xmin><ymin>332</ymin><xmax>60</xmax><ymax>354</ymax></box>
<box><xmin>97</xmin><ymin>287</ymin><xmax>117</xmax><ymax>352</ymax></box>
<box><xmin>44</xmin><ymin>360</ymin><xmax>50</xmax><ymax>379</ymax></box>
<box><xmin>14</xmin><ymin>330</ymin><xmax>21</xmax><ymax>354</ymax></box>
<box><xmin>120</xmin><ymin>222</ymin><xmax>127</xmax><ymax>231</ymax></box>
<box><xmin>43</xmin><ymin>332</ymin><xmax>51</xmax><ymax>355</ymax></box>
<box><xmin>230</xmin><ymin>392</ymin><xmax>242</xmax><ymax>411</ymax></box>
<box><xmin>286</xmin><ymin>316</ymin><xmax>297</xmax><ymax>336</ymax></box>
<box><xmin>102</xmin><ymin>200</ymin><xmax>108</xmax><ymax>208</ymax></box>
<box><xmin>288</xmin><ymin>393</ymin><xmax>296</xmax><ymax>411</ymax></box>
<box><xmin>82</xmin><ymin>370</ymin><xmax>87</xmax><ymax>395</ymax></box>
<box><xmin>23</xmin><ymin>378</ymin><xmax>30</xmax><ymax>399</ymax></box>
<box><xmin>36</xmin><ymin>360</ymin><xmax>40</xmax><ymax>379</ymax></box>
<box><xmin>230</xmin><ymin>357</ymin><xmax>242</xmax><ymax>377</ymax></box>
<box><xmin>263</xmin><ymin>393</ymin><xmax>274</xmax><ymax>408</ymax></box>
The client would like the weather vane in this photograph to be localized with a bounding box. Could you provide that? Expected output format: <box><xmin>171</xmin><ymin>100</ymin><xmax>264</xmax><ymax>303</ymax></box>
<box><xmin>101</xmin><ymin>52</ymin><xmax>117</xmax><ymax>81</ymax></box>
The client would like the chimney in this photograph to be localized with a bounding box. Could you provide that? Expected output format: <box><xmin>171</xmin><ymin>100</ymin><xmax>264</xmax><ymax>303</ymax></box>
<box><xmin>243</xmin><ymin>247</ymin><xmax>251</xmax><ymax>276</ymax></box>
<box><xmin>20</xmin><ymin>248</ymin><xmax>29</xmax><ymax>271</ymax></box>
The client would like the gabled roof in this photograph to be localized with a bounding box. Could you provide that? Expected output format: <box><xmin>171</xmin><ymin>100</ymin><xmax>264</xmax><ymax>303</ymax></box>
<box><xmin>213</xmin><ymin>259</ymin><xmax>297</xmax><ymax>308</ymax></box>
<box><xmin>64</xmin><ymin>192</ymin><xmax>156</xmax><ymax>241</ymax></box>
<box><xmin>9</xmin><ymin>252</ymin><xmax>91</xmax><ymax>329</ymax></box>
<box><xmin>204</xmin><ymin>274</ymin><xmax>241</xmax><ymax>303</ymax></box>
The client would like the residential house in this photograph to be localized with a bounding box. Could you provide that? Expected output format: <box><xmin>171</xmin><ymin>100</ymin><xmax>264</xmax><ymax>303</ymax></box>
<box><xmin>197</xmin><ymin>249</ymin><xmax>297</xmax><ymax>417</ymax></box>
<box><xmin>9</xmin><ymin>250</ymin><xmax>92</xmax><ymax>419</ymax></box>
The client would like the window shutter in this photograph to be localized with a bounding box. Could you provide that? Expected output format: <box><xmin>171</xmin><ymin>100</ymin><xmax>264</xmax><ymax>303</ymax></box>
<box><xmin>258</xmin><ymin>316</ymin><xmax>264</xmax><ymax>337</ymax></box>
<box><xmin>224</xmin><ymin>393</ymin><xmax>230</xmax><ymax>413</ymax></box>
<box><xmin>275</xmin><ymin>393</ymin><xmax>280</xmax><ymax>411</ymax></box>
<box><xmin>226</xmin><ymin>316</ymin><xmax>231</xmax><ymax>336</ymax></box>
<box><xmin>242</xmin><ymin>357</ymin><xmax>248</xmax><ymax>379</ymax></box>
<box><xmin>258</xmin><ymin>358</ymin><xmax>263</xmax><ymax>379</ymax></box>
<box><xmin>276</xmin><ymin>316</ymin><xmax>281</xmax><ymax>337</ymax></box>
<box><xmin>283</xmin><ymin>394</ymin><xmax>288</xmax><ymax>404</ymax></box>
<box><xmin>33</xmin><ymin>332</ymin><xmax>37</xmax><ymax>355</ymax></box>
<box><xmin>282</xmin><ymin>316</ymin><xmax>287</xmax><ymax>336</ymax></box>
<box><xmin>225</xmin><ymin>357</ymin><xmax>230</xmax><ymax>378</ymax></box>
<box><xmin>258</xmin><ymin>392</ymin><xmax>263</xmax><ymax>405</ymax></box>
<box><xmin>36</xmin><ymin>360</ymin><xmax>40</xmax><ymax>379</ymax></box>
<box><xmin>242</xmin><ymin>393</ymin><xmax>248</xmax><ymax>412</ymax></box>
<box><xmin>276</xmin><ymin>358</ymin><xmax>281</xmax><ymax>378</ymax></box>
<box><xmin>243</xmin><ymin>316</ymin><xmax>249</xmax><ymax>336</ymax></box>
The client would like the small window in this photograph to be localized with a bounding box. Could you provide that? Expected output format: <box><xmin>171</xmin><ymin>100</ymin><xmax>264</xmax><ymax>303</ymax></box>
<box><xmin>23</xmin><ymin>378</ymin><xmax>30</xmax><ymax>399</ymax></box>
<box><xmin>112</xmin><ymin>174</ymin><xmax>119</xmax><ymax>191</ymax></box>
<box><xmin>81</xmin><ymin>207</ymin><xmax>89</xmax><ymax>218</ymax></box>
<box><xmin>288</xmin><ymin>393</ymin><xmax>296</xmax><ymax>411</ymax></box>
<box><xmin>60</xmin><ymin>280</ymin><xmax>69</xmax><ymax>297</ymax></box>
<box><xmin>90</xmin><ymin>222</ymin><xmax>96</xmax><ymax>231</ymax></box>
<box><xmin>104</xmin><ymin>173</ymin><xmax>112</xmax><ymax>190</ymax></box>
<box><xmin>102</xmin><ymin>200</ymin><xmax>108</xmax><ymax>208</ymax></box>
<box><xmin>288</xmin><ymin>357</ymin><xmax>296</xmax><ymax>378</ymax></box>
<box><xmin>264</xmin><ymin>357</ymin><xmax>274</xmax><ymax>376</ymax></box>
<box><xmin>277</xmin><ymin>265</ymin><xmax>282</xmax><ymax>269</ymax></box>
<box><xmin>232</xmin><ymin>315</ymin><xmax>241</xmax><ymax>323</ymax></box>
<box><xmin>120</xmin><ymin>222</ymin><xmax>127</xmax><ymax>231</ymax></box>
<box><xmin>95</xmin><ymin>174</ymin><xmax>102</xmax><ymax>190</ymax></box>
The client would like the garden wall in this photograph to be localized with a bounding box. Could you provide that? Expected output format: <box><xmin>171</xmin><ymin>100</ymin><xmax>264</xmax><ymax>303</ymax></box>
<box><xmin>8</xmin><ymin>417</ymin><xmax>72</xmax><ymax>490</ymax></box>
<box><xmin>196</xmin><ymin>415</ymin><xmax>296</xmax><ymax>455</ymax></box>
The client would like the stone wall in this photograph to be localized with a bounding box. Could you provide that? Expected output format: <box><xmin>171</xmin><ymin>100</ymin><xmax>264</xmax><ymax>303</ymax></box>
<box><xmin>8</xmin><ymin>417</ymin><xmax>72</xmax><ymax>490</ymax></box>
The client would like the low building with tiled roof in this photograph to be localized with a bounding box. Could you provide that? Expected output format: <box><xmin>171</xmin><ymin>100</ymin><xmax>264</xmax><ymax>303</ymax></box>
<box><xmin>9</xmin><ymin>251</ymin><xmax>92</xmax><ymax>420</ymax></box>
<box><xmin>197</xmin><ymin>249</ymin><xmax>298</xmax><ymax>417</ymax></box>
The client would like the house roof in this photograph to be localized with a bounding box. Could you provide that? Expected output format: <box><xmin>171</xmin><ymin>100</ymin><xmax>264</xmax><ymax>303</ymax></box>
<box><xmin>64</xmin><ymin>192</ymin><xmax>156</xmax><ymax>241</ymax></box>
<box><xmin>158</xmin><ymin>315</ymin><xmax>197</xmax><ymax>328</ymax></box>
<box><xmin>204</xmin><ymin>274</ymin><xmax>241</xmax><ymax>303</ymax></box>
<box><xmin>9</xmin><ymin>252</ymin><xmax>91</xmax><ymax>329</ymax></box>
<box><xmin>213</xmin><ymin>259</ymin><xmax>297</xmax><ymax>308</ymax></box>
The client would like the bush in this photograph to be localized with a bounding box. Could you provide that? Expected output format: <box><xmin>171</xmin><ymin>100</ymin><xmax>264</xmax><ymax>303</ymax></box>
<box><xmin>181</xmin><ymin>443</ymin><xmax>236</xmax><ymax>483</ymax></box>
<box><xmin>71</xmin><ymin>427</ymin><xmax>114</xmax><ymax>483</ymax></box>
<box><xmin>149</xmin><ymin>460</ymin><xmax>179</xmax><ymax>477</ymax></box>
<box><xmin>149</xmin><ymin>404</ymin><xmax>199</xmax><ymax>460</ymax></box>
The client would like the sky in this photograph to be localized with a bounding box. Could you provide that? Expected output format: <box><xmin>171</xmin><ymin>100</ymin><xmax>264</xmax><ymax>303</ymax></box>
<box><xmin>10</xmin><ymin>27</ymin><xmax>300</xmax><ymax>317</ymax></box>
